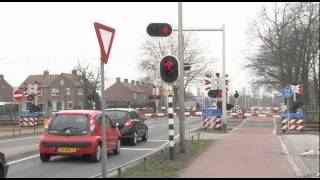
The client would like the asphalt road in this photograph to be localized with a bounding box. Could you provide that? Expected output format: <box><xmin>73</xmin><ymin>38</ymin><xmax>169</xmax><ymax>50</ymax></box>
<box><xmin>6</xmin><ymin>116</ymin><xmax>203</xmax><ymax>178</ymax></box>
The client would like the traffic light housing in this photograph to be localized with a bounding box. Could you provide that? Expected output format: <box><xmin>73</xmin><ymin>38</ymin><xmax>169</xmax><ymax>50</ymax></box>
<box><xmin>208</xmin><ymin>90</ymin><xmax>217</xmax><ymax>98</ymax></box>
<box><xmin>147</xmin><ymin>23</ymin><xmax>172</xmax><ymax>37</ymax></box>
<box><xmin>160</xmin><ymin>56</ymin><xmax>179</xmax><ymax>84</ymax></box>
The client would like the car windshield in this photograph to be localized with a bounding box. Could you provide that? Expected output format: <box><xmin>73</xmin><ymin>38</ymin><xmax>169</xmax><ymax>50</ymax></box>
<box><xmin>49</xmin><ymin>114</ymin><xmax>89</xmax><ymax>130</ymax></box>
<box><xmin>105</xmin><ymin>111</ymin><xmax>129</xmax><ymax>124</ymax></box>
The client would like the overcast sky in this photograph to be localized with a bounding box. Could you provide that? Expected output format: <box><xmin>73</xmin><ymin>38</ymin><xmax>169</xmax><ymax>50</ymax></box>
<box><xmin>0</xmin><ymin>2</ymin><xmax>275</xmax><ymax>95</ymax></box>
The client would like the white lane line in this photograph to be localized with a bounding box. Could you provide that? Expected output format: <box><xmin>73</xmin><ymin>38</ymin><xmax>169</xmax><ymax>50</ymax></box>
<box><xmin>230</xmin><ymin>118</ymin><xmax>248</xmax><ymax>133</ymax></box>
<box><xmin>278</xmin><ymin>136</ymin><xmax>303</xmax><ymax>177</ymax></box>
<box><xmin>273</xmin><ymin>118</ymin><xmax>277</xmax><ymax>134</ymax></box>
<box><xmin>121</xmin><ymin>148</ymin><xmax>158</xmax><ymax>151</ymax></box>
<box><xmin>8</xmin><ymin>154</ymin><xmax>40</xmax><ymax>165</ymax></box>
<box><xmin>148</xmin><ymin>140</ymin><xmax>168</xmax><ymax>142</ymax></box>
<box><xmin>0</xmin><ymin>136</ymin><xmax>40</xmax><ymax>144</ymax></box>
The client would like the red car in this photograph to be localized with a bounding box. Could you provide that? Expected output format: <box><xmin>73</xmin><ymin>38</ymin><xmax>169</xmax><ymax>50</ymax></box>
<box><xmin>39</xmin><ymin>110</ymin><xmax>121</xmax><ymax>162</ymax></box>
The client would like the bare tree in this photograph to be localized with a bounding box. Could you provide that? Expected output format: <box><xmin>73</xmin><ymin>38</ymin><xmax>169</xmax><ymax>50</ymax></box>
<box><xmin>75</xmin><ymin>62</ymin><xmax>101</xmax><ymax>110</ymax></box>
<box><xmin>138</xmin><ymin>33</ymin><xmax>209</xmax><ymax>107</ymax></box>
<box><xmin>246</xmin><ymin>2</ymin><xmax>319</xmax><ymax>106</ymax></box>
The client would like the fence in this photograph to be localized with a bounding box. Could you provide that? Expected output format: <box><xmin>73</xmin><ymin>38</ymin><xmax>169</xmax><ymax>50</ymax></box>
<box><xmin>303</xmin><ymin>106</ymin><xmax>320</xmax><ymax>131</ymax></box>
<box><xmin>90</xmin><ymin>128</ymin><xmax>201</xmax><ymax>178</ymax></box>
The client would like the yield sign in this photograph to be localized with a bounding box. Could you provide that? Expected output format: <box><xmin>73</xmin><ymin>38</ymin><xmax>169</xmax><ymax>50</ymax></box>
<box><xmin>94</xmin><ymin>22</ymin><xmax>116</xmax><ymax>64</ymax></box>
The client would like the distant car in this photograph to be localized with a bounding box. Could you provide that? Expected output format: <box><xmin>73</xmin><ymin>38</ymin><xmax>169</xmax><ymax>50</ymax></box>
<box><xmin>0</xmin><ymin>152</ymin><xmax>9</xmax><ymax>178</ymax></box>
<box><xmin>39</xmin><ymin>110</ymin><xmax>121</xmax><ymax>163</ymax></box>
<box><xmin>105</xmin><ymin>108</ymin><xmax>148</xmax><ymax>146</ymax></box>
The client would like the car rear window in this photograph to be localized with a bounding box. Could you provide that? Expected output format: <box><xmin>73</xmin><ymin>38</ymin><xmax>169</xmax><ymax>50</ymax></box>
<box><xmin>49</xmin><ymin>114</ymin><xmax>89</xmax><ymax>130</ymax></box>
<box><xmin>105</xmin><ymin>111</ymin><xmax>129</xmax><ymax>124</ymax></box>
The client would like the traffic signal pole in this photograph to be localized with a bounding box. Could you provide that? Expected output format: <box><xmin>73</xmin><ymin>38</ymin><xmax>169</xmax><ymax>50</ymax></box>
<box><xmin>178</xmin><ymin>2</ymin><xmax>186</xmax><ymax>153</ymax></box>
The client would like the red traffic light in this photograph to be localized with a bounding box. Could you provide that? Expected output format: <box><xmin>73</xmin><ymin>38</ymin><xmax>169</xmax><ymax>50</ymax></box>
<box><xmin>163</xmin><ymin>60</ymin><xmax>174</xmax><ymax>70</ymax></box>
<box><xmin>147</xmin><ymin>23</ymin><xmax>172</xmax><ymax>37</ymax></box>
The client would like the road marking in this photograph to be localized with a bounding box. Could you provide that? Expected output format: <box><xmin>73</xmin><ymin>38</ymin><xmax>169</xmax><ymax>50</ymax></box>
<box><xmin>8</xmin><ymin>154</ymin><xmax>40</xmax><ymax>165</ymax></box>
<box><xmin>278</xmin><ymin>136</ymin><xmax>303</xmax><ymax>177</ymax></box>
<box><xmin>230</xmin><ymin>118</ymin><xmax>249</xmax><ymax>133</ymax></box>
<box><xmin>148</xmin><ymin>140</ymin><xmax>168</xmax><ymax>142</ymax></box>
<box><xmin>272</xmin><ymin>118</ymin><xmax>277</xmax><ymax>134</ymax></box>
<box><xmin>0</xmin><ymin>136</ymin><xmax>40</xmax><ymax>144</ymax></box>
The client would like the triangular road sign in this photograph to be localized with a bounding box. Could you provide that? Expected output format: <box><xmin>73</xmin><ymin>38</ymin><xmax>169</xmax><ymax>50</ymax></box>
<box><xmin>94</xmin><ymin>22</ymin><xmax>116</xmax><ymax>64</ymax></box>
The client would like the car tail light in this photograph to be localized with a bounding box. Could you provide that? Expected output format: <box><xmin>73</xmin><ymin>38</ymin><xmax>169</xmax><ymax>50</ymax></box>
<box><xmin>125</xmin><ymin>119</ymin><xmax>134</xmax><ymax>128</ymax></box>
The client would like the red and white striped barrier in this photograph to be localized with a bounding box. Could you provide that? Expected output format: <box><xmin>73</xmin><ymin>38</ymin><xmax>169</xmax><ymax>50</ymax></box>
<box><xmin>203</xmin><ymin>117</ymin><xmax>222</xmax><ymax>129</ymax></box>
<box><xmin>281</xmin><ymin>118</ymin><xmax>304</xmax><ymax>132</ymax></box>
<box><xmin>19</xmin><ymin>117</ymin><xmax>38</xmax><ymax>127</ymax></box>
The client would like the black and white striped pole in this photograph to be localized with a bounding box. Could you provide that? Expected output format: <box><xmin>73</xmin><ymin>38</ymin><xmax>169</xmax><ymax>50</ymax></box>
<box><xmin>168</xmin><ymin>86</ymin><xmax>175</xmax><ymax>160</ymax></box>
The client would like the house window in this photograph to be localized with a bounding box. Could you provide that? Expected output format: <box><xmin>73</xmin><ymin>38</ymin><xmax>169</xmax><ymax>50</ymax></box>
<box><xmin>67</xmin><ymin>101</ymin><xmax>73</xmax><ymax>110</ymax></box>
<box><xmin>52</xmin><ymin>88</ymin><xmax>59</xmax><ymax>96</ymax></box>
<box><xmin>44</xmin><ymin>88</ymin><xmax>49</xmax><ymax>94</ymax></box>
<box><xmin>77</xmin><ymin>103</ymin><xmax>83</xmax><ymax>110</ymax></box>
<box><xmin>37</xmin><ymin>89</ymin><xmax>43</xmax><ymax>96</ymax></box>
<box><xmin>133</xmin><ymin>93</ymin><xmax>137</xmax><ymax>100</ymax></box>
<box><xmin>77</xmin><ymin>88</ymin><xmax>83</xmax><ymax>96</ymax></box>
<box><xmin>66</xmin><ymin>88</ymin><xmax>71</xmax><ymax>95</ymax></box>
<box><xmin>60</xmin><ymin>80</ymin><xmax>64</xmax><ymax>86</ymax></box>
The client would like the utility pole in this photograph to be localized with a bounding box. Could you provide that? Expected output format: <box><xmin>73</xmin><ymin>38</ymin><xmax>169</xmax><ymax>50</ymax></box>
<box><xmin>178</xmin><ymin>2</ymin><xmax>186</xmax><ymax>153</ymax></box>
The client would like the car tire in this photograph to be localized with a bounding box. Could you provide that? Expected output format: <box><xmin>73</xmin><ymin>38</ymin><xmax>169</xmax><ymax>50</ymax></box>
<box><xmin>113</xmin><ymin>140</ymin><xmax>121</xmax><ymax>155</ymax></box>
<box><xmin>131</xmin><ymin>132</ymin><xmax>137</xmax><ymax>146</ymax></box>
<box><xmin>142</xmin><ymin>129</ymin><xmax>148</xmax><ymax>142</ymax></box>
<box><xmin>90</xmin><ymin>144</ymin><xmax>102</xmax><ymax>163</ymax></box>
<box><xmin>0</xmin><ymin>167</ymin><xmax>3</xmax><ymax>178</ymax></box>
<box><xmin>40</xmin><ymin>153</ymin><xmax>51</xmax><ymax>162</ymax></box>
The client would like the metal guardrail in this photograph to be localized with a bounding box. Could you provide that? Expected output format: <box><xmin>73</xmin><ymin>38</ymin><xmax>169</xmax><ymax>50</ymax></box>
<box><xmin>0</xmin><ymin>126</ymin><xmax>43</xmax><ymax>137</ymax></box>
<box><xmin>90</xmin><ymin>127</ymin><xmax>201</xmax><ymax>178</ymax></box>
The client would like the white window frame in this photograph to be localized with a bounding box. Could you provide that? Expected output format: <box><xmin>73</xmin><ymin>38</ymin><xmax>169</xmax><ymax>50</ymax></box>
<box><xmin>133</xmin><ymin>92</ymin><xmax>137</xmax><ymax>100</ymax></box>
<box><xmin>60</xmin><ymin>80</ymin><xmax>64</xmax><ymax>86</ymax></box>
<box><xmin>52</xmin><ymin>88</ymin><xmax>59</xmax><ymax>96</ymax></box>
<box><xmin>67</xmin><ymin>101</ymin><xmax>73</xmax><ymax>110</ymax></box>
<box><xmin>66</xmin><ymin>88</ymin><xmax>71</xmax><ymax>96</ymax></box>
<box><xmin>77</xmin><ymin>88</ymin><xmax>84</xmax><ymax>96</ymax></box>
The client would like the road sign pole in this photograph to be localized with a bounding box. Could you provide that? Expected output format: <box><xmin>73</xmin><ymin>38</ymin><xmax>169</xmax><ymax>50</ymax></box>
<box><xmin>100</xmin><ymin>56</ymin><xmax>107</xmax><ymax>178</ymax></box>
<box><xmin>178</xmin><ymin>2</ymin><xmax>186</xmax><ymax>153</ymax></box>
<box><xmin>222</xmin><ymin>24</ymin><xmax>227</xmax><ymax>132</ymax></box>
<box><xmin>287</xmin><ymin>97</ymin><xmax>290</xmax><ymax>132</ymax></box>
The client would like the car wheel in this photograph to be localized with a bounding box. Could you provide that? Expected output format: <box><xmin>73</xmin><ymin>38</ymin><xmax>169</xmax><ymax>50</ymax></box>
<box><xmin>131</xmin><ymin>132</ymin><xmax>137</xmax><ymax>146</ymax></box>
<box><xmin>142</xmin><ymin>129</ymin><xmax>148</xmax><ymax>142</ymax></box>
<box><xmin>90</xmin><ymin>144</ymin><xmax>102</xmax><ymax>162</ymax></box>
<box><xmin>40</xmin><ymin>153</ymin><xmax>51</xmax><ymax>162</ymax></box>
<box><xmin>0</xmin><ymin>168</ymin><xmax>3</xmax><ymax>178</ymax></box>
<box><xmin>113</xmin><ymin>140</ymin><xmax>121</xmax><ymax>155</ymax></box>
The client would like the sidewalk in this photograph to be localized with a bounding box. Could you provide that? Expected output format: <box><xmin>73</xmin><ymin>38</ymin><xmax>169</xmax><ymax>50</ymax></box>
<box><xmin>180</xmin><ymin>117</ymin><xmax>296</xmax><ymax>178</ymax></box>
<box><xmin>280</xmin><ymin>134</ymin><xmax>319</xmax><ymax>177</ymax></box>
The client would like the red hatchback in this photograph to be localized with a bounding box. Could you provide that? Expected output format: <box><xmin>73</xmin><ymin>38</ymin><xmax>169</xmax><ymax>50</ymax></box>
<box><xmin>39</xmin><ymin>110</ymin><xmax>121</xmax><ymax>162</ymax></box>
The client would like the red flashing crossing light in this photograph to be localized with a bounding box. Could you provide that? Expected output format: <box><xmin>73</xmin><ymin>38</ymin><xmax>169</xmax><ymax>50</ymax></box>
<box><xmin>160</xmin><ymin>56</ymin><xmax>179</xmax><ymax>84</ymax></box>
<box><xmin>217</xmin><ymin>90</ymin><xmax>223</xmax><ymax>98</ymax></box>
<box><xmin>147</xmin><ymin>23</ymin><xmax>172</xmax><ymax>37</ymax></box>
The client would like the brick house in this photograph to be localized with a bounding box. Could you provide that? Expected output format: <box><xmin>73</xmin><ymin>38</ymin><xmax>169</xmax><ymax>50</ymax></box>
<box><xmin>19</xmin><ymin>70</ymin><xmax>85</xmax><ymax>111</ymax></box>
<box><xmin>0</xmin><ymin>75</ymin><xmax>14</xmax><ymax>103</ymax></box>
<box><xmin>104</xmin><ymin>78</ymin><xmax>156</xmax><ymax>108</ymax></box>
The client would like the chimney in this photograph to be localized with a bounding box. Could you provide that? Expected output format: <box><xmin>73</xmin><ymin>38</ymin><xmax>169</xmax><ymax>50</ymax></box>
<box><xmin>43</xmin><ymin>70</ymin><xmax>49</xmax><ymax>75</ymax></box>
<box><xmin>136</xmin><ymin>81</ymin><xmax>140</xmax><ymax>86</ymax></box>
<box><xmin>71</xmin><ymin>69</ymin><xmax>77</xmax><ymax>75</ymax></box>
<box><xmin>0</xmin><ymin>75</ymin><xmax>3</xmax><ymax>80</ymax></box>
<box><xmin>131</xmin><ymin>80</ymin><xmax>135</xmax><ymax>85</ymax></box>
<box><xmin>124</xmin><ymin>79</ymin><xmax>128</xmax><ymax>83</ymax></box>
<box><xmin>116</xmin><ymin>77</ymin><xmax>121</xmax><ymax>83</ymax></box>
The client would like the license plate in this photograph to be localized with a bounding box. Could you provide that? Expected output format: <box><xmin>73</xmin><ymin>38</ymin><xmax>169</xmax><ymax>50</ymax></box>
<box><xmin>57</xmin><ymin>147</ymin><xmax>76</xmax><ymax>153</ymax></box>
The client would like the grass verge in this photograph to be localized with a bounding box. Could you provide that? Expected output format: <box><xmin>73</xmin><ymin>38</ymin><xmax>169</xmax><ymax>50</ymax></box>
<box><xmin>114</xmin><ymin>139</ymin><xmax>215</xmax><ymax>178</ymax></box>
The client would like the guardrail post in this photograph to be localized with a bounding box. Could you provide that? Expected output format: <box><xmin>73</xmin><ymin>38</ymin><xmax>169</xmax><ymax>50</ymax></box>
<box><xmin>192</xmin><ymin>135</ymin><xmax>194</xmax><ymax>143</ymax></box>
<box><xmin>160</xmin><ymin>149</ymin><xmax>164</xmax><ymax>164</ymax></box>
<box><xmin>117</xmin><ymin>168</ymin><xmax>121</xmax><ymax>177</ymax></box>
<box><xmin>144</xmin><ymin>157</ymin><xmax>147</xmax><ymax>171</ymax></box>
<box><xmin>19</xmin><ymin>128</ymin><xmax>21</xmax><ymax>135</ymax></box>
<box><xmin>34</xmin><ymin>127</ymin><xmax>36</xmax><ymax>135</ymax></box>
<box><xmin>197</xmin><ymin>132</ymin><xmax>200</xmax><ymax>142</ymax></box>
<box><xmin>12</xmin><ymin>129</ymin><xmax>15</xmax><ymax>136</ymax></box>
